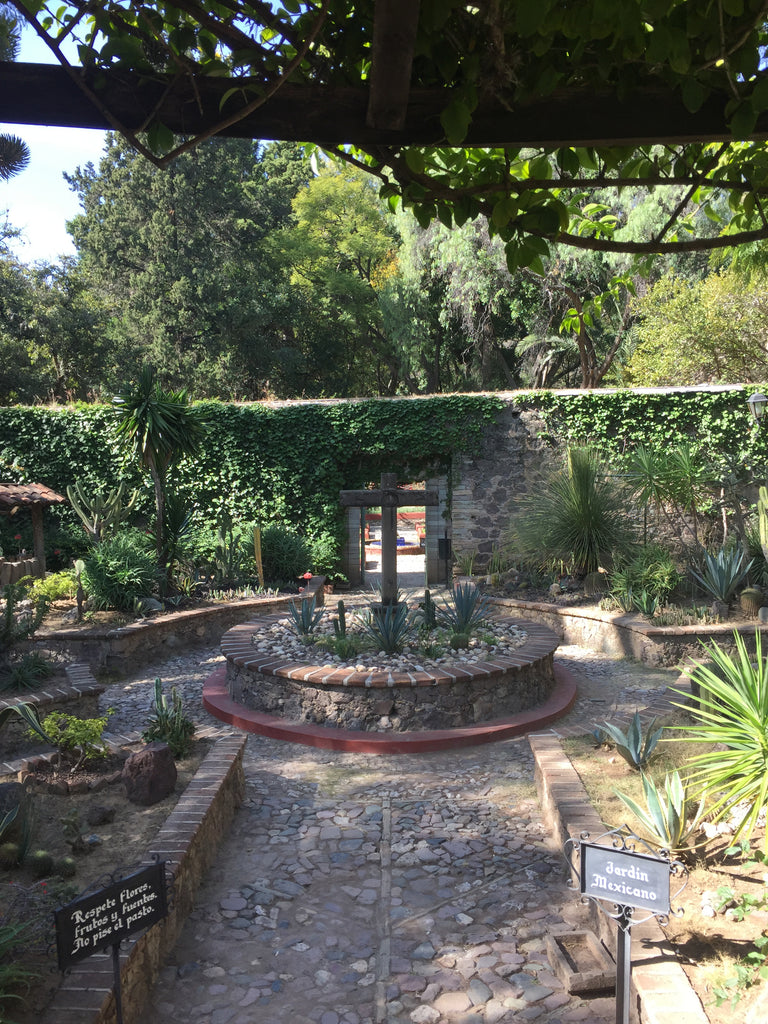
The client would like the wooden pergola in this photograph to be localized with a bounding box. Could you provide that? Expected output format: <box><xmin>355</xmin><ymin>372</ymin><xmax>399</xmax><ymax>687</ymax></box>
<box><xmin>1</xmin><ymin>61</ymin><xmax>767</xmax><ymax>149</ymax></box>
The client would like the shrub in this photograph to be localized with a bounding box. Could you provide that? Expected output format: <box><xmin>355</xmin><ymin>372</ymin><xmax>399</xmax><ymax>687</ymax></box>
<box><xmin>308</xmin><ymin>531</ymin><xmax>340</xmax><ymax>578</ymax></box>
<box><xmin>259</xmin><ymin>524</ymin><xmax>311</xmax><ymax>585</ymax></box>
<box><xmin>81</xmin><ymin>531</ymin><xmax>158</xmax><ymax>611</ymax></box>
<box><xmin>611</xmin><ymin>544</ymin><xmax>682</xmax><ymax>605</ymax></box>
<box><xmin>0</xmin><ymin>652</ymin><xmax>53</xmax><ymax>693</ymax></box>
<box><xmin>35</xmin><ymin>710</ymin><xmax>114</xmax><ymax>771</ymax></box>
<box><xmin>27</xmin><ymin>571</ymin><xmax>78</xmax><ymax>603</ymax></box>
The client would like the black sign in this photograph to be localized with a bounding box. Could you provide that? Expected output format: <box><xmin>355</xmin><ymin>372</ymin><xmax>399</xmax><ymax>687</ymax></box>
<box><xmin>55</xmin><ymin>861</ymin><xmax>168</xmax><ymax>969</ymax></box>
<box><xmin>580</xmin><ymin>841</ymin><xmax>671</xmax><ymax>915</ymax></box>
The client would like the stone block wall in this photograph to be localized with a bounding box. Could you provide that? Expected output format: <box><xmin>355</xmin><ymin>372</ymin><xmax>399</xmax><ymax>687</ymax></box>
<box><xmin>442</xmin><ymin>403</ymin><xmax>550</xmax><ymax>570</ymax></box>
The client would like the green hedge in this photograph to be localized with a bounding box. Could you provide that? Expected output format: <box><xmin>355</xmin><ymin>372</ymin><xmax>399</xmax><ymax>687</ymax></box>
<box><xmin>521</xmin><ymin>386</ymin><xmax>768</xmax><ymax>469</ymax></box>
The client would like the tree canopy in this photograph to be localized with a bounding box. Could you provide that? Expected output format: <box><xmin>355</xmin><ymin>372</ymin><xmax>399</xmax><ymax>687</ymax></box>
<box><xmin>10</xmin><ymin>0</ymin><xmax>768</xmax><ymax>268</ymax></box>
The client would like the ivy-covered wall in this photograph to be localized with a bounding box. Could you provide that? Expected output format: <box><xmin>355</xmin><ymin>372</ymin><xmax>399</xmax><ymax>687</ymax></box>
<box><xmin>522</xmin><ymin>385</ymin><xmax>765</xmax><ymax>466</ymax></box>
<box><xmin>1</xmin><ymin>386</ymin><xmax>763</xmax><ymax>562</ymax></box>
<box><xmin>0</xmin><ymin>396</ymin><xmax>504</xmax><ymax>543</ymax></box>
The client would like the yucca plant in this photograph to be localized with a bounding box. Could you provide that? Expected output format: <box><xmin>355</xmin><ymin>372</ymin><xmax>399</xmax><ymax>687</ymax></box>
<box><xmin>509</xmin><ymin>447</ymin><xmax>635</xmax><ymax>576</ymax></box>
<box><xmin>438</xmin><ymin>583</ymin><xmax>492</xmax><ymax>633</ymax></box>
<box><xmin>599</xmin><ymin>712</ymin><xmax>663</xmax><ymax>770</ymax></box>
<box><xmin>689</xmin><ymin>546</ymin><xmax>753</xmax><ymax>605</ymax></box>
<box><xmin>615</xmin><ymin>770</ymin><xmax>705</xmax><ymax>857</ymax></box>
<box><xmin>677</xmin><ymin>632</ymin><xmax>768</xmax><ymax>850</ymax></box>
<box><xmin>287</xmin><ymin>595</ymin><xmax>324</xmax><ymax>636</ymax></box>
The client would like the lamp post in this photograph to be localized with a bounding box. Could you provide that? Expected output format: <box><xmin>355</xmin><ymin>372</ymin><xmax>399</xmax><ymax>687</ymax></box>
<box><xmin>748</xmin><ymin>392</ymin><xmax>768</xmax><ymax>425</ymax></box>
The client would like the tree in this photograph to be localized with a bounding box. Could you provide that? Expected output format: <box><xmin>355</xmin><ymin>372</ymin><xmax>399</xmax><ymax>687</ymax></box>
<box><xmin>66</xmin><ymin>136</ymin><xmax>310</xmax><ymax>396</ymax></box>
<box><xmin>276</xmin><ymin>164</ymin><xmax>402</xmax><ymax>395</ymax></box>
<box><xmin>113</xmin><ymin>364</ymin><xmax>207</xmax><ymax>573</ymax></box>
<box><xmin>0</xmin><ymin>4</ymin><xmax>29</xmax><ymax>181</ymax></box>
<box><xmin>16</xmin><ymin>1</ymin><xmax>768</xmax><ymax>267</ymax></box>
<box><xmin>627</xmin><ymin>267</ymin><xmax>768</xmax><ymax>386</ymax></box>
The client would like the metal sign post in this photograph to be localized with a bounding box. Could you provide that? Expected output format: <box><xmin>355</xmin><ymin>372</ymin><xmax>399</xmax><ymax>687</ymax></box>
<box><xmin>565</xmin><ymin>827</ymin><xmax>687</xmax><ymax>1024</ymax></box>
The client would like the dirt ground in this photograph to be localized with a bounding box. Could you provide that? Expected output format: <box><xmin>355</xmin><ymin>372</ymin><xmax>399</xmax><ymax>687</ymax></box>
<box><xmin>0</xmin><ymin>741</ymin><xmax>208</xmax><ymax>1022</ymax></box>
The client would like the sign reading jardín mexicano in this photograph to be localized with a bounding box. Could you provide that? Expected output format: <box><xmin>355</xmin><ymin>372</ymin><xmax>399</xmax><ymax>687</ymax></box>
<box><xmin>55</xmin><ymin>861</ymin><xmax>167</xmax><ymax>970</ymax></box>
<box><xmin>580</xmin><ymin>842</ymin><xmax>671</xmax><ymax>915</ymax></box>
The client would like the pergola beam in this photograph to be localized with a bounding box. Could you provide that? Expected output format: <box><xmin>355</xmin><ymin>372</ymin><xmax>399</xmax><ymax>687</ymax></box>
<box><xmin>2</xmin><ymin>62</ymin><xmax>768</xmax><ymax>147</ymax></box>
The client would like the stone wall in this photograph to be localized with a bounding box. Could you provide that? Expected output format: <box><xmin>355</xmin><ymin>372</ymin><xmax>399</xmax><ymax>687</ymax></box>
<box><xmin>449</xmin><ymin>403</ymin><xmax>549</xmax><ymax>567</ymax></box>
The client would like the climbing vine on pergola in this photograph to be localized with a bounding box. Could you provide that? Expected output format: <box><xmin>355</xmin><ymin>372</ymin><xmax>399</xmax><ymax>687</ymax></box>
<box><xmin>7</xmin><ymin>0</ymin><xmax>768</xmax><ymax>269</ymax></box>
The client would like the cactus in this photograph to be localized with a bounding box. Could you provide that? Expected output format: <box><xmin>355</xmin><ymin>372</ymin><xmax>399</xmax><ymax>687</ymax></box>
<box><xmin>740</xmin><ymin>586</ymin><xmax>764</xmax><ymax>618</ymax></box>
<box><xmin>759</xmin><ymin>486</ymin><xmax>768</xmax><ymax>565</ymax></box>
<box><xmin>421</xmin><ymin>589</ymin><xmax>437</xmax><ymax>628</ymax></box>
<box><xmin>333</xmin><ymin>600</ymin><xmax>347</xmax><ymax>638</ymax></box>
<box><xmin>66</xmin><ymin>479</ymin><xmax>139</xmax><ymax>544</ymax></box>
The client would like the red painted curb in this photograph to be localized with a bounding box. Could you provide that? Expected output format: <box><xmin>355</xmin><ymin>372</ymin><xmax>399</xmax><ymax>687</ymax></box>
<box><xmin>202</xmin><ymin>663</ymin><xmax>577</xmax><ymax>754</ymax></box>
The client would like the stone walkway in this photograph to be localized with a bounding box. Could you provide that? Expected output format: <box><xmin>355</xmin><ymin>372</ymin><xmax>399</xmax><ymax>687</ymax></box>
<box><xmin>93</xmin><ymin>621</ymin><xmax>684</xmax><ymax>1024</ymax></box>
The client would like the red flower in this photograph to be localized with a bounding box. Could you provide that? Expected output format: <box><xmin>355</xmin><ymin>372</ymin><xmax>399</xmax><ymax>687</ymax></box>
<box><xmin>13</xmin><ymin>534</ymin><xmax>21</xmax><ymax>541</ymax></box>
<box><xmin>301</xmin><ymin>572</ymin><xmax>313</xmax><ymax>580</ymax></box>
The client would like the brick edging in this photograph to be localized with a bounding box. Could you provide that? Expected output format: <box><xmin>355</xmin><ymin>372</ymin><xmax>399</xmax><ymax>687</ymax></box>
<box><xmin>529</xmin><ymin>733</ymin><xmax>709</xmax><ymax>1024</ymax></box>
<box><xmin>40</xmin><ymin>732</ymin><xmax>248</xmax><ymax>1024</ymax></box>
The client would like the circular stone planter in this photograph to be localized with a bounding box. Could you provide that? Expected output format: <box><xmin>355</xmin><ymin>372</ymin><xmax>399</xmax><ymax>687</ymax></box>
<box><xmin>220</xmin><ymin>614</ymin><xmax>561</xmax><ymax>733</ymax></box>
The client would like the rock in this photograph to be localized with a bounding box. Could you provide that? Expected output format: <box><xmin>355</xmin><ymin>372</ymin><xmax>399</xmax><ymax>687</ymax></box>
<box><xmin>121</xmin><ymin>742</ymin><xmax>177</xmax><ymax>805</ymax></box>
<box><xmin>86</xmin><ymin>804</ymin><xmax>116</xmax><ymax>826</ymax></box>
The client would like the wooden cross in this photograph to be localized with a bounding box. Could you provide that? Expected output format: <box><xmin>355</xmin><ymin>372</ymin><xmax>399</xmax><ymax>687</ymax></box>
<box><xmin>340</xmin><ymin>473</ymin><xmax>437</xmax><ymax>605</ymax></box>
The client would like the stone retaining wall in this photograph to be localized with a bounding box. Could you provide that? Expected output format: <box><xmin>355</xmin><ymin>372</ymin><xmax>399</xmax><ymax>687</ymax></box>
<box><xmin>222</xmin><ymin>616</ymin><xmax>559</xmax><ymax>731</ymax></box>
<box><xmin>35</xmin><ymin>594</ymin><xmax>295</xmax><ymax>674</ymax></box>
<box><xmin>497</xmin><ymin>596</ymin><xmax>768</xmax><ymax>667</ymax></box>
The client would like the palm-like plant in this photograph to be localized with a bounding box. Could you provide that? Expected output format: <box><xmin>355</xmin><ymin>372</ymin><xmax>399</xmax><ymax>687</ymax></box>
<box><xmin>113</xmin><ymin>365</ymin><xmax>207</xmax><ymax>570</ymax></box>
<box><xmin>510</xmin><ymin>446</ymin><xmax>635</xmax><ymax>576</ymax></box>
<box><xmin>0</xmin><ymin>6</ymin><xmax>30</xmax><ymax>183</ymax></box>
<box><xmin>678</xmin><ymin>632</ymin><xmax>768</xmax><ymax>850</ymax></box>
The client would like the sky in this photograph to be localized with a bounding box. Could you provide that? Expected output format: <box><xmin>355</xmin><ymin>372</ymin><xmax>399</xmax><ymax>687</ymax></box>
<box><xmin>0</xmin><ymin>28</ymin><xmax>107</xmax><ymax>264</ymax></box>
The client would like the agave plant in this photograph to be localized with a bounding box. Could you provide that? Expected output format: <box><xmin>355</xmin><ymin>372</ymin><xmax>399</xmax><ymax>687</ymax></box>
<box><xmin>287</xmin><ymin>595</ymin><xmax>325</xmax><ymax>636</ymax></box>
<box><xmin>616</xmin><ymin>770</ymin><xmax>705</xmax><ymax>857</ymax></box>
<box><xmin>599</xmin><ymin>712</ymin><xmax>663</xmax><ymax>770</ymax></box>
<box><xmin>358</xmin><ymin>603</ymin><xmax>418</xmax><ymax>655</ymax></box>
<box><xmin>677</xmin><ymin>632</ymin><xmax>768</xmax><ymax>849</ymax></box>
<box><xmin>438</xmin><ymin>583</ymin><xmax>492</xmax><ymax>633</ymax></box>
<box><xmin>689</xmin><ymin>546</ymin><xmax>753</xmax><ymax>604</ymax></box>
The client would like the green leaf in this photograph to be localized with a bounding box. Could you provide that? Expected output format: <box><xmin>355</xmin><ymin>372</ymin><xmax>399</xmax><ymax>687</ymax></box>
<box><xmin>404</xmin><ymin>149</ymin><xmax>426</xmax><ymax>174</ymax></box>
<box><xmin>440</xmin><ymin>100</ymin><xmax>472</xmax><ymax>145</ymax></box>
<box><xmin>146</xmin><ymin>121</ymin><xmax>175</xmax><ymax>156</ymax></box>
<box><xmin>681</xmin><ymin>78</ymin><xmax>707</xmax><ymax>114</ymax></box>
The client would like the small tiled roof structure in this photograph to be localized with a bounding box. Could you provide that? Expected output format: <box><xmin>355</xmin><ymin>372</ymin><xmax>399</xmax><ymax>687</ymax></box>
<box><xmin>0</xmin><ymin>483</ymin><xmax>66</xmax><ymax>575</ymax></box>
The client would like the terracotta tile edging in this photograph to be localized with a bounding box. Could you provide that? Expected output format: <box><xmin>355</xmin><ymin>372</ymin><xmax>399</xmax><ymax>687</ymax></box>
<box><xmin>529</xmin><ymin>732</ymin><xmax>709</xmax><ymax>1024</ymax></box>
